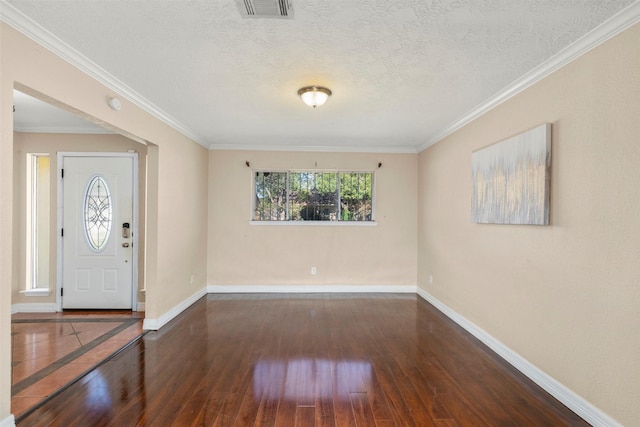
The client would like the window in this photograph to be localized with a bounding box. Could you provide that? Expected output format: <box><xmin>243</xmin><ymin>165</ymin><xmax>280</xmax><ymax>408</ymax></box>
<box><xmin>25</xmin><ymin>154</ymin><xmax>50</xmax><ymax>292</ymax></box>
<box><xmin>255</xmin><ymin>171</ymin><xmax>287</xmax><ymax>221</ymax></box>
<box><xmin>254</xmin><ymin>171</ymin><xmax>374</xmax><ymax>221</ymax></box>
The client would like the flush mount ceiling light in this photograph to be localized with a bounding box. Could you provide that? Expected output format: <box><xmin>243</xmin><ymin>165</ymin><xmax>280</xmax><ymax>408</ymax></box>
<box><xmin>298</xmin><ymin>86</ymin><xmax>332</xmax><ymax>109</ymax></box>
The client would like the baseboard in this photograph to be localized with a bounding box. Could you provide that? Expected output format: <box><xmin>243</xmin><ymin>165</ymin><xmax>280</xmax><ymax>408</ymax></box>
<box><xmin>142</xmin><ymin>287</ymin><xmax>206</xmax><ymax>331</ymax></box>
<box><xmin>11</xmin><ymin>303</ymin><xmax>57</xmax><ymax>314</ymax></box>
<box><xmin>415</xmin><ymin>287</ymin><xmax>621</xmax><ymax>427</ymax></box>
<box><xmin>0</xmin><ymin>414</ymin><xmax>15</xmax><ymax>427</ymax></box>
<box><xmin>207</xmin><ymin>284</ymin><xmax>417</xmax><ymax>294</ymax></box>
<box><xmin>13</xmin><ymin>302</ymin><xmax>145</xmax><ymax>313</ymax></box>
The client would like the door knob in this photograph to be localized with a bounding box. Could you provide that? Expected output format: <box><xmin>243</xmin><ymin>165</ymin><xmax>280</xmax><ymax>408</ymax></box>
<box><xmin>122</xmin><ymin>243</ymin><xmax>130</xmax><ymax>248</ymax></box>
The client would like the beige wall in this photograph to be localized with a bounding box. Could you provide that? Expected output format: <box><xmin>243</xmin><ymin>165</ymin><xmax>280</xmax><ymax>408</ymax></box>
<box><xmin>208</xmin><ymin>150</ymin><xmax>417</xmax><ymax>287</ymax></box>
<box><xmin>418</xmin><ymin>24</ymin><xmax>640</xmax><ymax>425</ymax></box>
<box><xmin>154</xmin><ymin>135</ymin><xmax>208</xmax><ymax>315</ymax></box>
<box><xmin>1</xmin><ymin>22</ymin><xmax>209</xmax><ymax>421</ymax></box>
<box><xmin>12</xmin><ymin>132</ymin><xmax>147</xmax><ymax>305</ymax></box>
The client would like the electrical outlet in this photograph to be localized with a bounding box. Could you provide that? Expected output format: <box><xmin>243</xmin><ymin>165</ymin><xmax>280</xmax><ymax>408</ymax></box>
<box><xmin>311</xmin><ymin>267</ymin><xmax>317</xmax><ymax>275</ymax></box>
<box><xmin>429</xmin><ymin>274</ymin><xmax>433</xmax><ymax>284</ymax></box>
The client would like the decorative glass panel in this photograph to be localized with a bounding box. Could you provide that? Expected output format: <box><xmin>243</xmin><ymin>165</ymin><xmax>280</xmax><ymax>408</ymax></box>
<box><xmin>84</xmin><ymin>176</ymin><xmax>112</xmax><ymax>251</ymax></box>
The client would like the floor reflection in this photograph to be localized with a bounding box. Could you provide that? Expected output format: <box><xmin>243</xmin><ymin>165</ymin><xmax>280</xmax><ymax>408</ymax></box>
<box><xmin>84</xmin><ymin>371</ymin><xmax>112</xmax><ymax>411</ymax></box>
<box><xmin>254</xmin><ymin>359</ymin><xmax>371</xmax><ymax>402</ymax></box>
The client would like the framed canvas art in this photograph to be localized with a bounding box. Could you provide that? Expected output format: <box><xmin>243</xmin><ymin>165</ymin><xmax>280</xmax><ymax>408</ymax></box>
<box><xmin>471</xmin><ymin>123</ymin><xmax>551</xmax><ymax>225</ymax></box>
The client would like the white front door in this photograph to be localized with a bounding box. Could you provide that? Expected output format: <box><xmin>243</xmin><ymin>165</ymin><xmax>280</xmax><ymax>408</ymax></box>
<box><xmin>62</xmin><ymin>156</ymin><xmax>135</xmax><ymax>309</ymax></box>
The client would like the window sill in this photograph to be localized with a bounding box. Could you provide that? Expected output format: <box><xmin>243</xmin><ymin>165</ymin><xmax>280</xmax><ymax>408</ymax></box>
<box><xmin>250</xmin><ymin>221</ymin><xmax>378</xmax><ymax>227</ymax></box>
<box><xmin>20</xmin><ymin>288</ymin><xmax>51</xmax><ymax>297</ymax></box>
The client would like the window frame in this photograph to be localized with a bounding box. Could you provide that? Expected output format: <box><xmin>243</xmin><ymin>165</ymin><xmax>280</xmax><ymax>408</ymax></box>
<box><xmin>251</xmin><ymin>169</ymin><xmax>377</xmax><ymax>226</ymax></box>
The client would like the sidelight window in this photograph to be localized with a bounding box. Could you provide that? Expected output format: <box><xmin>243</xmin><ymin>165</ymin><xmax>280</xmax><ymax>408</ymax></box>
<box><xmin>25</xmin><ymin>154</ymin><xmax>50</xmax><ymax>292</ymax></box>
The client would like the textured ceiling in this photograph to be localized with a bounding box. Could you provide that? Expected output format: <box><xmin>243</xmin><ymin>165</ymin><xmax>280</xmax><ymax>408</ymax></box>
<box><xmin>4</xmin><ymin>0</ymin><xmax>637</xmax><ymax>151</ymax></box>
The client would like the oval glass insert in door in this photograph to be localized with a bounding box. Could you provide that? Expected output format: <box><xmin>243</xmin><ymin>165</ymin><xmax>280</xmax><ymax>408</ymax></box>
<box><xmin>83</xmin><ymin>175</ymin><xmax>112</xmax><ymax>251</ymax></box>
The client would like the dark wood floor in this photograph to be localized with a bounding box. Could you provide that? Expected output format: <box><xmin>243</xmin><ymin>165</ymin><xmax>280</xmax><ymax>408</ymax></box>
<box><xmin>18</xmin><ymin>294</ymin><xmax>588</xmax><ymax>426</ymax></box>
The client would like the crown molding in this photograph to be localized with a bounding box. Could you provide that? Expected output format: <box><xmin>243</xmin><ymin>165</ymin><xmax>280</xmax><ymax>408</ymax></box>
<box><xmin>418</xmin><ymin>1</ymin><xmax>640</xmax><ymax>153</ymax></box>
<box><xmin>209</xmin><ymin>143</ymin><xmax>418</xmax><ymax>154</ymax></box>
<box><xmin>0</xmin><ymin>1</ymin><xmax>208</xmax><ymax>148</ymax></box>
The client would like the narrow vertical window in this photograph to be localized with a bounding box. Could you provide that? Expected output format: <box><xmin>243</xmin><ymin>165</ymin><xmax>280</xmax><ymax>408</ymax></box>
<box><xmin>84</xmin><ymin>176</ymin><xmax>112</xmax><ymax>251</ymax></box>
<box><xmin>26</xmin><ymin>154</ymin><xmax>50</xmax><ymax>290</ymax></box>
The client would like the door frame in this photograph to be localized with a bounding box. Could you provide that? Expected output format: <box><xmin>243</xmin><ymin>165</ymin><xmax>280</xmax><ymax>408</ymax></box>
<box><xmin>56</xmin><ymin>152</ymin><xmax>140</xmax><ymax>311</ymax></box>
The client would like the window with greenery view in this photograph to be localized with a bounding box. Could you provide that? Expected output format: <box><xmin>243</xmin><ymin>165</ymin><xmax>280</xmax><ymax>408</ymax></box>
<box><xmin>254</xmin><ymin>171</ymin><xmax>373</xmax><ymax>221</ymax></box>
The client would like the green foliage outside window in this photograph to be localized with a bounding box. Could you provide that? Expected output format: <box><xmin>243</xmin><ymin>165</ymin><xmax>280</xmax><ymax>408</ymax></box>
<box><xmin>339</xmin><ymin>172</ymin><xmax>373</xmax><ymax>221</ymax></box>
<box><xmin>254</xmin><ymin>171</ymin><xmax>373</xmax><ymax>221</ymax></box>
<box><xmin>254</xmin><ymin>172</ymin><xmax>287</xmax><ymax>221</ymax></box>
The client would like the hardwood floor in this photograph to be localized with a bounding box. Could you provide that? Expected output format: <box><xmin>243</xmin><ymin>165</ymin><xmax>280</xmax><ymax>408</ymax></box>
<box><xmin>11</xmin><ymin>311</ymin><xmax>144</xmax><ymax>418</ymax></box>
<box><xmin>17</xmin><ymin>294</ymin><xmax>589</xmax><ymax>426</ymax></box>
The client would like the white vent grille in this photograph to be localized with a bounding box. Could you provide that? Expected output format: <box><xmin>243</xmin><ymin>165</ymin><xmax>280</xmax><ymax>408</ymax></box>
<box><xmin>237</xmin><ymin>0</ymin><xmax>293</xmax><ymax>18</ymax></box>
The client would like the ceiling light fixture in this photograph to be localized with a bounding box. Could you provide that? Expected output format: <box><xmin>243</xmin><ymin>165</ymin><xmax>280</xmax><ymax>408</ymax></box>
<box><xmin>298</xmin><ymin>86</ymin><xmax>332</xmax><ymax>109</ymax></box>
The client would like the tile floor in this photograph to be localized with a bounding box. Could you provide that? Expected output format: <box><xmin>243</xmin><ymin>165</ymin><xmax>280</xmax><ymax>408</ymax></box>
<box><xmin>11</xmin><ymin>311</ymin><xmax>144</xmax><ymax>419</ymax></box>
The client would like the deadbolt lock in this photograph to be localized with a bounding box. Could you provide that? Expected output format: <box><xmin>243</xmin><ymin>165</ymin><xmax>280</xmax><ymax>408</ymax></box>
<box><xmin>122</xmin><ymin>222</ymin><xmax>130</xmax><ymax>238</ymax></box>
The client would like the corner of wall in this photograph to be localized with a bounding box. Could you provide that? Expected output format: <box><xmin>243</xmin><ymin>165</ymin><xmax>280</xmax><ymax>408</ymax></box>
<box><xmin>415</xmin><ymin>288</ymin><xmax>623</xmax><ymax>427</ymax></box>
<box><xmin>142</xmin><ymin>286</ymin><xmax>206</xmax><ymax>331</ymax></box>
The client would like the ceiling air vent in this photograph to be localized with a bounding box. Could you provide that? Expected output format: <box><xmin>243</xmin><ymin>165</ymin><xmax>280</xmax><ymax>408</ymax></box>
<box><xmin>237</xmin><ymin>0</ymin><xmax>293</xmax><ymax>19</ymax></box>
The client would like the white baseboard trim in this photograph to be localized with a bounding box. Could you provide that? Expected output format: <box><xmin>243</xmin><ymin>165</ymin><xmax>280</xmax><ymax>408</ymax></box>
<box><xmin>13</xmin><ymin>302</ymin><xmax>146</xmax><ymax>313</ymax></box>
<box><xmin>206</xmin><ymin>284</ymin><xmax>417</xmax><ymax>294</ymax></box>
<box><xmin>416</xmin><ymin>287</ymin><xmax>621</xmax><ymax>427</ymax></box>
<box><xmin>142</xmin><ymin>287</ymin><xmax>206</xmax><ymax>331</ymax></box>
<box><xmin>11</xmin><ymin>302</ymin><xmax>57</xmax><ymax>314</ymax></box>
<box><xmin>0</xmin><ymin>414</ymin><xmax>15</xmax><ymax>427</ymax></box>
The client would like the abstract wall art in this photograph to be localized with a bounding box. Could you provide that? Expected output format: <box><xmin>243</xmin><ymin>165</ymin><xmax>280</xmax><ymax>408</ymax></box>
<box><xmin>471</xmin><ymin>123</ymin><xmax>551</xmax><ymax>225</ymax></box>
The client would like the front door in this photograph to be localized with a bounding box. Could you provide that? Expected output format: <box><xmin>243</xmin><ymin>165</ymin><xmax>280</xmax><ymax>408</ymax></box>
<box><xmin>62</xmin><ymin>155</ymin><xmax>135</xmax><ymax>309</ymax></box>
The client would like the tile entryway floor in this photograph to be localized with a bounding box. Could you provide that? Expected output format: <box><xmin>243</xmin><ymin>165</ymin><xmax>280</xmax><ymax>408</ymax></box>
<box><xmin>11</xmin><ymin>311</ymin><xmax>144</xmax><ymax>419</ymax></box>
